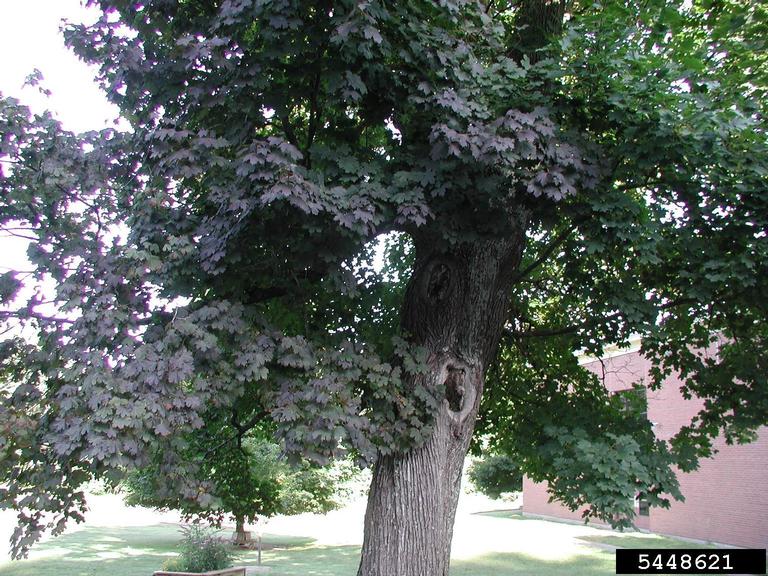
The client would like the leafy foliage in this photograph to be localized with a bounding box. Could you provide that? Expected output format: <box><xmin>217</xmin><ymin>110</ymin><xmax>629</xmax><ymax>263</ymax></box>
<box><xmin>0</xmin><ymin>0</ymin><xmax>766</xmax><ymax>558</ymax></box>
<box><xmin>467</xmin><ymin>454</ymin><xmax>523</xmax><ymax>500</ymax></box>
<box><xmin>475</xmin><ymin>337</ymin><xmax>683</xmax><ymax>528</ymax></box>
<box><xmin>162</xmin><ymin>525</ymin><xmax>233</xmax><ymax>573</ymax></box>
<box><xmin>122</xmin><ymin>436</ymin><xmax>356</xmax><ymax>526</ymax></box>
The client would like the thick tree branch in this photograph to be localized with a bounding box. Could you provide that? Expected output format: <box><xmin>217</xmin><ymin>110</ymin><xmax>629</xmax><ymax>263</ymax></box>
<box><xmin>0</xmin><ymin>309</ymin><xmax>75</xmax><ymax>325</ymax></box>
<box><xmin>205</xmin><ymin>408</ymin><xmax>270</xmax><ymax>454</ymax></box>
<box><xmin>0</xmin><ymin>231</ymin><xmax>38</xmax><ymax>241</ymax></box>
<box><xmin>305</xmin><ymin>17</ymin><xmax>330</xmax><ymax>162</ymax></box>
<box><xmin>279</xmin><ymin>112</ymin><xmax>301</xmax><ymax>151</ymax></box>
<box><xmin>305</xmin><ymin>70</ymin><xmax>322</xmax><ymax>168</ymax></box>
<box><xmin>512</xmin><ymin>223</ymin><xmax>577</xmax><ymax>284</ymax></box>
<box><xmin>508</xmin><ymin>0</ymin><xmax>568</xmax><ymax>63</ymax></box>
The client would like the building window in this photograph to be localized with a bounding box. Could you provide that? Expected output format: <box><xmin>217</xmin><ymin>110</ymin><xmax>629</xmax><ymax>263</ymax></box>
<box><xmin>637</xmin><ymin>493</ymin><xmax>650</xmax><ymax>516</ymax></box>
<box><xmin>614</xmin><ymin>385</ymin><xmax>648</xmax><ymax>421</ymax></box>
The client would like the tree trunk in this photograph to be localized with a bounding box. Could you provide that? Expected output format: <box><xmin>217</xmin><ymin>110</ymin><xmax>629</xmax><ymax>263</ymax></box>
<box><xmin>357</xmin><ymin>230</ymin><xmax>527</xmax><ymax>576</ymax></box>
<box><xmin>233</xmin><ymin>515</ymin><xmax>251</xmax><ymax>545</ymax></box>
<box><xmin>358</xmin><ymin>385</ymin><xmax>481</xmax><ymax>576</ymax></box>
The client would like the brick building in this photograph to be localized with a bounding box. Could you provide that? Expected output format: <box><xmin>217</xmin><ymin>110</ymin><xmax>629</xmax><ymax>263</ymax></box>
<box><xmin>522</xmin><ymin>338</ymin><xmax>768</xmax><ymax>548</ymax></box>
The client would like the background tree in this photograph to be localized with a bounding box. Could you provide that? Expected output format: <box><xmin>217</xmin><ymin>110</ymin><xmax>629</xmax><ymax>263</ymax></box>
<box><xmin>123</xmin><ymin>434</ymin><xmax>356</xmax><ymax>544</ymax></box>
<box><xmin>117</xmin><ymin>362</ymin><xmax>358</xmax><ymax>543</ymax></box>
<box><xmin>467</xmin><ymin>454</ymin><xmax>523</xmax><ymax>500</ymax></box>
<box><xmin>0</xmin><ymin>1</ymin><xmax>766</xmax><ymax>575</ymax></box>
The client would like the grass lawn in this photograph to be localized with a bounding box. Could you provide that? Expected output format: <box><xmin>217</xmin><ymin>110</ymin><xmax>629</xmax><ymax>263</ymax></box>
<box><xmin>0</xmin><ymin>520</ymin><xmax>715</xmax><ymax>576</ymax></box>
<box><xmin>0</xmin><ymin>526</ymin><xmax>317</xmax><ymax>576</ymax></box>
<box><xmin>578</xmin><ymin>534</ymin><xmax>715</xmax><ymax>550</ymax></box>
<box><xmin>0</xmin><ymin>525</ymin><xmax>180</xmax><ymax>576</ymax></box>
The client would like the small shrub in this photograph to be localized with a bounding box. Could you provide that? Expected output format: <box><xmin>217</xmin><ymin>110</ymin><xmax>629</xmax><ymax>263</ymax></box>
<box><xmin>468</xmin><ymin>454</ymin><xmax>523</xmax><ymax>499</ymax></box>
<box><xmin>166</xmin><ymin>525</ymin><xmax>233</xmax><ymax>573</ymax></box>
<box><xmin>161</xmin><ymin>556</ymin><xmax>186</xmax><ymax>572</ymax></box>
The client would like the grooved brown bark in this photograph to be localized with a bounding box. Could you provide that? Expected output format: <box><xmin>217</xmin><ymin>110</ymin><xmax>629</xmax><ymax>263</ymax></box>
<box><xmin>357</xmin><ymin>230</ymin><xmax>527</xmax><ymax>576</ymax></box>
<box><xmin>509</xmin><ymin>0</ymin><xmax>568</xmax><ymax>62</ymax></box>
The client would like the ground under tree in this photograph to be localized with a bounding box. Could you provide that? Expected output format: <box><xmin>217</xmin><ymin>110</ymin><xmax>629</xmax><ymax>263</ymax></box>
<box><xmin>0</xmin><ymin>1</ymin><xmax>766</xmax><ymax>575</ymax></box>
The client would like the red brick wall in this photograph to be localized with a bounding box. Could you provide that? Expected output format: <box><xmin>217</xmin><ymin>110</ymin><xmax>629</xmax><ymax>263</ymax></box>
<box><xmin>651</xmin><ymin>435</ymin><xmax>768</xmax><ymax>548</ymax></box>
<box><xmin>522</xmin><ymin>476</ymin><xmax>596</xmax><ymax>524</ymax></box>
<box><xmin>522</xmin><ymin>348</ymin><xmax>768</xmax><ymax>547</ymax></box>
<box><xmin>647</xmin><ymin>373</ymin><xmax>768</xmax><ymax>547</ymax></box>
<box><xmin>522</xmin><ymin>475</ymin><xmax>651</xmax><ymax>530</ymax></box>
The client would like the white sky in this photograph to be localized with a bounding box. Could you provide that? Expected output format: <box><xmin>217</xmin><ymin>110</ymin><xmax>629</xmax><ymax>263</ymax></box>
<box><xmin>0</xmin><ymin>0</ymin><xmax>116</xmax><ymax>275</ymax></box>
<box><xmin>0</xmin><ymin>0</ymin><xmax>117</xmax><ymax>132</ymax></box>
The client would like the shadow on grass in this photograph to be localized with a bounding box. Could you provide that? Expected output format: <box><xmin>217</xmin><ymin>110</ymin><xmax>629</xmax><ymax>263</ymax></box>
<box><xmin>577</xmin><ymin>534</ymin><xmax>715</xmax><ymax>550</ymax></box>
<box><xmin>3</xmin><ymin>522</ymin><xmax>707</xmax><ymax>576</ymax></box>
<box><xmin>0</xmin><ymin>525</ymin><xmax>179</xmax><ymax>576</ymax></box>
<box><xmin>236</xmin><ymin>533</ymin><xmax>316</xmax><ymax>550</ymax></box>
<box><xmin>1</xmin><ymin>530</ymin><xmax>620</xmax><ymax>576</ymax></box>
<box><xmin>256</xmin><ymin>545</ymin><xmax>361</xmax><ymax>576</ymax></box>
<box><xmin>0</xmin><ymin>525</ymin><xmax>315</xmax><ymax>576</ymax></box>
<box><xmin>452</xmin><ymin>550</ymin><xmax>615</xmax><ymax>576</ymax></box>
<box><xmin>252</xmin><ymin>543</ymin><xmax>626</xmax><ymax>576</ymax></box>
<box><xmin>258</xmin><ymin>546</ymin><xmax>618</xmax><ymax>576</ymax></box>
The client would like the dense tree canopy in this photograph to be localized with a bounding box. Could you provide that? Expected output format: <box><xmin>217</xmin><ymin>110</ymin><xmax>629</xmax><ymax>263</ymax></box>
<box><xmin>467</xmin><ymin>453</ymin><xmax>523</xmax><ymax>499</ymax></box>
<box><xmin>0</xmin><ymin>0</ymin><xmax>766</xmax><ymax>572</ymax></box>
<box><xmin>123</xmin><ymin>434</ymin><xmax>357</xmax><ymax>530</ymax></box>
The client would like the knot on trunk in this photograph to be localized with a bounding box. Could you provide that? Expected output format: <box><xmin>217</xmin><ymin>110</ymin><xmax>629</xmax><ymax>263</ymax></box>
<box><xmin>438</xmin><ymin>359</ymin><xmax>478</xmax><ymax>439</ymax></box>
<box><xmin>422</xmin><ymin>260</ymin><xmax>454</xmax><ymax>303</ymax></box>
<box><xmin>444</xmin><ymin>365</ymin><xmax>466</xmax><ymax>413</ymax></box>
